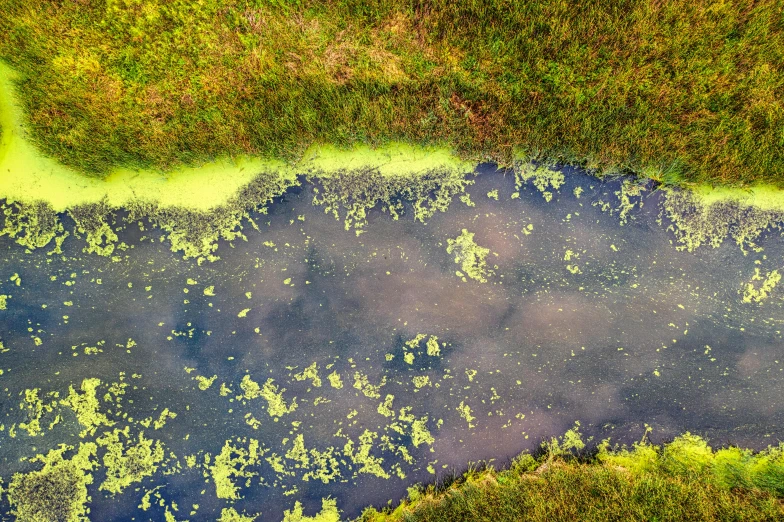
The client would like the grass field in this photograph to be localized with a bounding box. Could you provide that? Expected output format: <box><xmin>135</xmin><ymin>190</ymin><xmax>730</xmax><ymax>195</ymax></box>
<box><xmin>0</xmin><ymin>0</ymin><xmax>782</xmax><ymax>186</ymax></box>
<box><xmin>360</xmin><ymin>430</ymin><xmax>784</xmax><ymax>522</ymax></box>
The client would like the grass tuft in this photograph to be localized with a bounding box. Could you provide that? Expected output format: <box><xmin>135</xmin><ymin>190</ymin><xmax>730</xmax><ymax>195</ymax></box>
<box><xmin>360</xmin><ymin>430</ymin><xmax>784</xmax><ymax>522</ymax></box>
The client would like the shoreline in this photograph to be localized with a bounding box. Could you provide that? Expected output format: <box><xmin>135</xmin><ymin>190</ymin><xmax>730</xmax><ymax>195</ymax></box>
<box><xmin>4</xmin><ymin>59</ymin><xmax>784</xmax><ymax>216</ymax></box>
<box><xmin>3</xmin><ymin>60</ymin><xmax>784</xmax><ymax>261</ymax></box>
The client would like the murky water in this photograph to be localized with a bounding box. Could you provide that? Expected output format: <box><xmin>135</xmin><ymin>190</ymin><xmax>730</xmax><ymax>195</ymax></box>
<box><xmin>1</xmin><ymin>165</ymin><xmax>784</xmax><ymax>520</ymax></box>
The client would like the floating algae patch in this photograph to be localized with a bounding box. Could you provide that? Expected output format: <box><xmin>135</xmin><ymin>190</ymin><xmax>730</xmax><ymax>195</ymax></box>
<box><xmin>0</xmin><ymin>62</ymin><xmax>291</xmax><ymax>212</ymax></box>
<box><xmin>7</xmin><ymin>443</ymin><xmax>97</xmax><ymax>522</ymax></box>
<box><xmin>282</xmin><ymin>498</ymin><xmax>340</xmax><ymax>522</ymax></box>
<box><xmin>514</xmin><ymin>162</ymin><xmax>565</xmax><ymax>202</ymax></box>
<box><xmin>446</xmin><ymin>229</ymin><xmax>491</xmax><ymax>283</ymax></box>
<box><xmin>305</xmin><ymin>144</ymin><xmax>474</xmax><ymax>231</ymax></box>
<box><xmin>0</xmin><ymin>200</ymin><xmax>67</xmax><ymax>251</ymax></box>
<box><xmin>294</xmin><ymin>362</ymin><xmax>322</xmax><ymax>388</ymax></box>
<box><xmin>208</xmin><ymin>438</ymin><xmax>261</xmax><ymax>500</ymax></box>
<box><xmin>1</xmin><ymin>63</ymin><xmax>478</xmax><ymax>259</ymax></box>
<box><xmin>61</xmin><ymin>378</ymin><xmax>114</xmax><ymax>437</ymax></box>
<box><xmin>3</xmin><ymin>165</ymin><xmax>784</xmax><ymax>519</ymax></box>
<box><xmin>219</xmin><ymin>507</ymin><xmax>261</xmax><ymax>522</ymax></box>
<box><xmin>96</xmin><ymin>427</ymin><xmax>165</xmax><ymax>495</ymax></box>
<box><xmin>194</xmin><ymin>374</ymin><xmax>218</xmax><ymax>390</ymax></box>
<box><xmin>742</xmin><ymin>268</ymin><xmax>781</xmax><ymax>304</ymax></box>
<box><xmin>310</xmin><ymin>166</ymin><xmax>475</xmax><ymax>232</ymax></box>
<box><xmin>240</xmin><ymin>375</ymin><xmax>298</xmax><ymax>419</ymax></box>
<box><xmin>660</xmin><ymin>184</ymin><xmax>784</xmax><ymax>252</ymax></box>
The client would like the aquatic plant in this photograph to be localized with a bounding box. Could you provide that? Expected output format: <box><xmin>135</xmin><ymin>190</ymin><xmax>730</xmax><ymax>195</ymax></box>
<box><xmin>446</xmin><ymin>229</ymin><xmax>490</xmax><ymax>283</ymax></box>
<box><xmin>7</xmin><ymin>443</ymin><xmax>97</xmax><ymax>522</ymax></box>
<box><xmin>361</xmin><ymin>430</ymin><xmax>784</xmax><ymax>521</ymax></box>
<box><xmin>283</xmin><ymin>498</ymin><xmax>340</xmax><ymax>522</ymax></box>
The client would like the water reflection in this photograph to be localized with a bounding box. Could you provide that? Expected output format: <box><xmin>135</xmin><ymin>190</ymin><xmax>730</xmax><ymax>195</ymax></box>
<box><xmin>1</xmin><ymin>165</ymin><xmax>783</xmax><ymax>520</ymax></box>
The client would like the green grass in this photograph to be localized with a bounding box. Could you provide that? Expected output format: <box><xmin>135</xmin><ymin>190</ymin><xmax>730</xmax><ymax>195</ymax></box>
<box><xmin>359</xmin><ymin>430</ymin><xmax>784</xmax><ymax>522</ymax></box>
<box><xmin>0</xmin><ymin>1</ymin><xmax>782</xmax><ymax>184</ymax></box>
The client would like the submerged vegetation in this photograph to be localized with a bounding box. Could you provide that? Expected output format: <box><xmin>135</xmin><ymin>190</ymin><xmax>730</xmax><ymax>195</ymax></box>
<box><xmin>362</xmin><ymin>429</ymin><xmax>784</xmax><ymax>522</ymax></box>
<box><xmin>0</xmin><ymin>0</ymin><xmax>782</xmax><ymax>186</ymax></box>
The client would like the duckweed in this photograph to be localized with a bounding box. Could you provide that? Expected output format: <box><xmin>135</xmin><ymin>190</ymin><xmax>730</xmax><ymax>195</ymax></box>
<box><xmin>195</xmin><ymin>374</ymin><xmax>218</xmax><ymax>391</ymax></box>
<box><xmin>241</xmin><ymin>375</ymin><xmax>298</xmax><ymax>418</ymax></box>
<box><xmin>327</xmin><ymin>371</ymin><xmax>343</xmax><ymax>389</ymax></box>
<box><xmin>514</xmin><ymin>163</ymin><xmax>565</xmax><ymax>202</ymax></box>
<box><xmin>294</xmin><ymin>362</ymin><xmax>322</xmax><ymax>388</ymax></box>
<box><xmin>218</xmin><ymin>507</ymin><xmax>260</xmax><ymax>522</ymax></box>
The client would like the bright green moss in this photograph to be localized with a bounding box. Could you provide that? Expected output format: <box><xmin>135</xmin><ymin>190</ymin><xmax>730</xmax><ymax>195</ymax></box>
<box><xmin>597</xmin><ymin>440</ymin><xmax>660</xmax><ymax>475</ymax></box>
<box><xmin>364</xmin><ymin>429</ymin><xmax>784</xmax><ymax>522</ymax></box>
<box><xmin>661</xmin><ymin>432</ymin><xmax>715</xmax><ymax>476</ymax></box>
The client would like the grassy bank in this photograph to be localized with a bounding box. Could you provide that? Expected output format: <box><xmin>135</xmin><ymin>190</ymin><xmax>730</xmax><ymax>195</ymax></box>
<box><xmin>360</xmin><ymin>429</ymin><xmax>784</xmax><ymax>522</ymax></box>
<box><xmin>0</xmin><ymin>0</ymin><xmax>782</xmax><ymax>186</ymax></box>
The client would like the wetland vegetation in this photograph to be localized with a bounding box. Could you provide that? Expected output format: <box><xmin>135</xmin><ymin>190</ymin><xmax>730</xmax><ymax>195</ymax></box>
<box><xmin>361</xmin><ymin>429</ymin><xmax>784</xmax><ymax>522</ymax></box>
<box><xmin>1</xmin><ymin>1</ymin><xmax>784</xmax><ymax>522</ymax></box>
<box><xmin>1</xmin><ymin>0</ymin><xmax>783</xmax><ymax>185</ymax></box>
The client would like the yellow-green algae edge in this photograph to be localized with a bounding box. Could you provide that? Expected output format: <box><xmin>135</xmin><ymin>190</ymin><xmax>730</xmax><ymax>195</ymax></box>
<box><xmin>5</xmin><ymin>58</ymin><xmax>784</xmax><ymax>260</ymax></box>
<box><xmin>0</xmin><ymin>61</ymin><xmax>472</xmax><ymax>213</ymax></box>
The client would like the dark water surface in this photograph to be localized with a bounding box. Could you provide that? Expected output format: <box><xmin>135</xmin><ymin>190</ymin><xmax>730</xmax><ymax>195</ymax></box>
<box><xmin>1</xmin><ymin>166</ymin><xmax>783</xmax><ymax>520</ymax></box>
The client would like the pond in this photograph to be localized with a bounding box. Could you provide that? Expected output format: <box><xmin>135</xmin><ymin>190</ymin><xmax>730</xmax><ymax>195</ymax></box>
<box><xmin>1</xmin><ymin>164</ymin><xmax>783</xmax><ymax>520</ymax></box>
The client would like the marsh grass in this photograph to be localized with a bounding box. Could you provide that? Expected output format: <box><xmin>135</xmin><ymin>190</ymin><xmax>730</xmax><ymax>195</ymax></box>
<box><xmin>0</xmin><ymin>0</ymin><xmax>782</xmax><ymax>185</ymax></box>
<box><xmin>359</xmin><ymin>431</ymin><xmax>784</xmax><ymax>522</ymax></box>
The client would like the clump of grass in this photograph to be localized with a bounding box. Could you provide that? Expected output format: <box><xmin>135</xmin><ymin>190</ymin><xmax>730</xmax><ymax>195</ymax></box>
<box><xmin>360</xmin><ymin>429</ymin><xmax>784</xmax><ymax>522</ymax></box>
<box><xmin>0</xmin><ymin>1</ymin><xmax>782</xmax><ymax>186</ymax></box>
